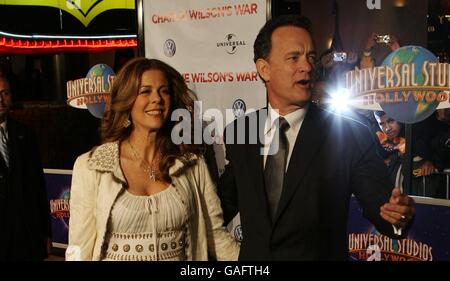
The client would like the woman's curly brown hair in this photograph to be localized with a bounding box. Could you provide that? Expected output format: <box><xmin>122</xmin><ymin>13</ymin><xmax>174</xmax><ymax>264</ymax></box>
<box><xmin>101</xmin><ymin>57</ymin><xmax>204</xmax><ymax>182</ymax></box>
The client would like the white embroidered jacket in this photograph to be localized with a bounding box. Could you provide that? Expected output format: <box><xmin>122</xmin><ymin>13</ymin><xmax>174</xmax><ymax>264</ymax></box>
<box><xmin>65</xmin><ymin>141</ymin><xmax>239</xmax><ymax>261</ymax></box>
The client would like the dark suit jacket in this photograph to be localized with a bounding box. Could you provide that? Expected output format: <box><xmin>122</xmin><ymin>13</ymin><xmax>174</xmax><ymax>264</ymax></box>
<box><xmin>0</xmin><ymin>118</ymin><xmax>50</xmax><ymax>260</ymax></box>
<box><xmin>219</xmin><ymin>103</ymin><xmax>406</xmax><ymax>260</ymax></box>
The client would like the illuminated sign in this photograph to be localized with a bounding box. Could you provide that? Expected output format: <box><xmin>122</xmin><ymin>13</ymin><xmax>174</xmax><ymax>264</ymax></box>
<box><xmin>66</xmin><ymin>64</ymin><xmax>115</xmax><ymax>118</ymax></box>
<box><xmin>3</xmin><ymin>0</ymin><xmax>134</xmax><ymax>27</ymax></box>
<box><xmin>345</xmin><ymin>46</ymin><xmax>450</xmax><ymax>123</ymax></box>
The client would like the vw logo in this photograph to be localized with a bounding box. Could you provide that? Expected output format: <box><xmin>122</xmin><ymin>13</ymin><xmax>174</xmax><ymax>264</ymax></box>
<box><xmin>234</xmin><ymin>225</ymin><xmax>243</xmax><ymax>241</ymax></box>
<box><xmin>232</xmin><ymin>99</ymin><xmax>246</xmax><ymax>118</ymax></box>
<box><xmin>163</xmin><ymin>39</ymin><xmax>176</xmax><ymax>57</ymax></box>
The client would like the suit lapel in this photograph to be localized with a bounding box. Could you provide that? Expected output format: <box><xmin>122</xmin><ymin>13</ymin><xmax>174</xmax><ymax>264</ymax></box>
<box><xmin>248</xmin><ymin>140</ymin><xmax>270</xmax><ymax>211</ymax></box>
<box><xmin>245</xmin><ymin>110</ymin><xmax>272</xmax><ymax>222</ymax></box>
<box><xmin>274</xmin><ymin>104</ymin><xmax>332</xmax><ymax>222</ymax></box>
<box><xmin>0</xmin><ymin>152</ymin><xmax>7</xmax><ymax>172</ymax></box>
<box><xmin>5</xmin><ymin>119</ymin><xmax>19</xmax><ymax>171</ymax></box>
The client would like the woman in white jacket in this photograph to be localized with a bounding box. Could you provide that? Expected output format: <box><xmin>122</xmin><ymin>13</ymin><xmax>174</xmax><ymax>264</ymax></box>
<box><xmin>66</xmin><ymin>58</ymin><xmax>239</xmax><ymax>261</ymax></box>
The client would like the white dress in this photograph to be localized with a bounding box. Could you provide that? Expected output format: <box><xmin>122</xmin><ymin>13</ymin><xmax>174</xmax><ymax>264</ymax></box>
<box><xmin>102</xmin><ymin>185</ymin><xmax>188</xmax><ymax>261</ymax></box>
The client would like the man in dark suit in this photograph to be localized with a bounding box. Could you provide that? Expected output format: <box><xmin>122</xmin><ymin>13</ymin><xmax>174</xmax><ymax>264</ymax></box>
<box><xmin>218</xmin><ymin>15</ymin><xmax>415</xmax><ymax>260</ymax></box>
<box><xmin>0</xmin><ymin>75</ymin><xmax>51</xmax><ymax>260</ymax></box>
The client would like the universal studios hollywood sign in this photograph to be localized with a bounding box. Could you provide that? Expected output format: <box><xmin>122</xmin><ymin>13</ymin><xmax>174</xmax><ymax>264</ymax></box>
<box><xmin>344</xmin><ymin>46</ymin><xmax>450</xmax><ymax>124</ymax></box>
<box><xmin>66</xmin><ymin>64</ymin><xmax>115</xmax><ymax>119</ymax></box>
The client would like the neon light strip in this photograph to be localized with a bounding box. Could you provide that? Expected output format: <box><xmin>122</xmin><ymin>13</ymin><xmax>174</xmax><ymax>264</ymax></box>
<box><xmin>0</xmin><ymin>30</ymin><xmax>136</xmax><ymax>40</ymax></box>
<box><xmin>0</xmin><ymin>36</ymin><xmax>137</xmax><ymax>52</ymax></box>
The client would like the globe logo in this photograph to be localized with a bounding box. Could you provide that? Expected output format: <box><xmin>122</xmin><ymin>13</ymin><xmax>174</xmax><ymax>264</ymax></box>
<box><xmin>225</xmin><ymin>34</ymin><xmax>237</xmax><ymax>54</ymax></box>
<box><xmin>49</xmin><ymin>188</ymin><xmax>70</xmax><ymax>231</ymax></box>
<box><xmin>216</xmin><ymin>34</ymin><xmax>247</xmax><ymax>55</ymax></box>
<box><xmin>380</xmin><ymin>46</ymin><xmax>440</xmax><ymax>123</ymax></box>
<box><xmin>85</xmin><ymin>64</ymin><xmax>115</xmax><ymax>118</ymax></box>
<box><xmin>67</xmin><ymin>64</ymin><xmax>115</xmax><ymax>119</ymax></box>
<box><xmin>60</xmin><ymin>189</ymin><xmax>71</xmax><ymax>228</ymax></box>
<box><xmin>345</xmin><ymin>45</ymin><xmax>450</xmax><ymax>124</ymax></box>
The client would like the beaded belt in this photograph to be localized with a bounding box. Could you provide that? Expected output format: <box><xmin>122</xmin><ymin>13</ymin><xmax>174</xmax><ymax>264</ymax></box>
<box><xmin>103</xmin><ymin>231</ymin><xmax>186</xmax><ymax>261</ymax></box>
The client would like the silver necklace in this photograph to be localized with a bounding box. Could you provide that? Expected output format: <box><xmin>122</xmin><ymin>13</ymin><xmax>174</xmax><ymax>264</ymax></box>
<box><xmin>128</xmin><ymin>140</ymin><xmax>157</xmax><ymax>182</ymax></box>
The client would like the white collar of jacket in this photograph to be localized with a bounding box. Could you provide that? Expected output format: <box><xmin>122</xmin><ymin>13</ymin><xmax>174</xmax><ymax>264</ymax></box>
<box><xmin>87</xmin><ymin>141</ymin><xmax>199</xmax><ymax>183</ymax></box>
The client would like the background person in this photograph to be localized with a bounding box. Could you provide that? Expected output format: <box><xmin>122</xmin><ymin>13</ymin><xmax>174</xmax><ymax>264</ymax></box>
<box><xmin>0</xmin><ymin>75</ymin><xmax>51</xmax><ymax>260</ymax></box>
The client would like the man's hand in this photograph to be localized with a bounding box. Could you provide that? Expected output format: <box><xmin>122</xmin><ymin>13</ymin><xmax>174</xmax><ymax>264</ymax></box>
<box><xmin>380</xmin><ymin>187</ymin><xmax>415</xmax><ymax>229</ymax></box>
<box><xmin>420</xmin><ymin>160</ymin><xmax>436</xmax><ymax>176</ymax></box>
<box><xmin>321</xmin><ymin>52</ymin><xmax>334</xmax><ymax>68</ymax></box>
<box><xmin>346</xmin><ymin>52</ymin><xmax>358</xmax><ymax>64</ymax></box>
<box><xmin>387</xmin><ymin>34</ymin><xmax>400</xmax><ymax>51</ymax></box>
<box><xmin>365</xmin><ymin>32</ymin><xmax>378</xmax><ymax>52</ymax></box>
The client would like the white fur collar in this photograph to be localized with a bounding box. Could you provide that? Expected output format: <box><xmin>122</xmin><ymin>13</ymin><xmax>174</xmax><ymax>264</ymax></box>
<box><xmin>87</xmin><ymin>141</ymin><xmax>198</xmax><ymax>177</ymax></box>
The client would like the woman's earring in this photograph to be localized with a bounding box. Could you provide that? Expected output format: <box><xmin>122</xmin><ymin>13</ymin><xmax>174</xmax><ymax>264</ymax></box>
<box><xmin>123</xmin><ymin>118</ymin><xmax>131</xmax><ymax>128</ymax></box>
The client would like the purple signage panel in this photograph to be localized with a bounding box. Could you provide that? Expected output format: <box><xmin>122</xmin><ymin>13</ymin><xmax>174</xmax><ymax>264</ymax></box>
<box><xmin>348</xmin><ymin>196</ymin><xmax>450</xmax><ymax>261</ymax></box>
<box><xmin>44</xmin><ymin>169</ymin><xmax>71</xmax><ymax>247</ymax></box>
